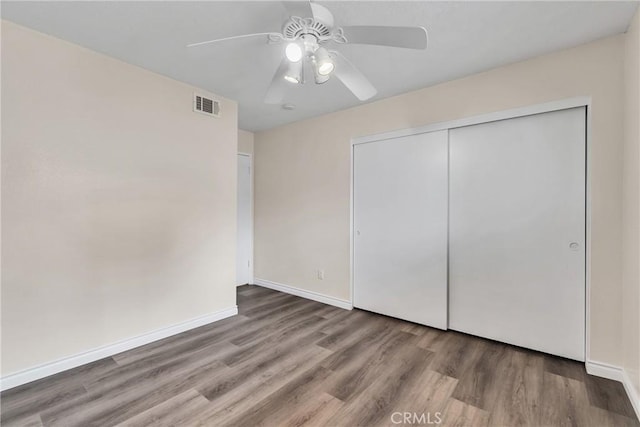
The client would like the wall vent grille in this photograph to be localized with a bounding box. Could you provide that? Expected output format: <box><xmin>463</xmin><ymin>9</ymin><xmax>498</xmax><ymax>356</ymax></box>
<box><xmin>193</xmin><ymin>93</ymin><xmax>221</xmax><ymax>118</ymax></box>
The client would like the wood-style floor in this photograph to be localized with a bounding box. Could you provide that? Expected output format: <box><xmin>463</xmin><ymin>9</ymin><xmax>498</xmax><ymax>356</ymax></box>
<box><xmin>2</xmin><ymin>285</ymin><xmax>638</xmax><ymax>427</ymax></box>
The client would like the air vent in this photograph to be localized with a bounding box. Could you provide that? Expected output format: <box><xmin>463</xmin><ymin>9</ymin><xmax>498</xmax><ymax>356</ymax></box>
<box><xmin>193</xmin><ymin>93</ymin><xmax>221</xmax><ymax>118</ymax></box>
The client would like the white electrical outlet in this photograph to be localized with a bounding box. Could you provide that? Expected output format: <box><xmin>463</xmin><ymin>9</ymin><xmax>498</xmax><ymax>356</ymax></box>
<box><xmin>317</xmin><ymin>269</ymin><xmax>325</xmax><ymax>280</ymax></box>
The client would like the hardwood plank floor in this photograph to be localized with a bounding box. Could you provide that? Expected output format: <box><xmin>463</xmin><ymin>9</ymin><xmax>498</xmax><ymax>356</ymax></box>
<box><xmin>2</xmin><ymin>285</ymin><xmax>638</xmax><ymax>427</ymax></box>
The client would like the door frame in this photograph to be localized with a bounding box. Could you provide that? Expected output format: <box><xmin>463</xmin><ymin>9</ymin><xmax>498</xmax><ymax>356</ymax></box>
<box><xmin>350</xmin><ymin>96</ymin><xmax>591</xmax><ymax>360</ymax></box>
<box><xmin>238</xmin><ymin>152</ymin><xmax>254</xmax><ymax>286</ymax></box>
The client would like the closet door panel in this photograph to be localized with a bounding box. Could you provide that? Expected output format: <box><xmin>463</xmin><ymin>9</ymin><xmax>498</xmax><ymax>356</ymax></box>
<box><xmin>353</xmin><ymin>130</ymin><xmax>448</xmax><ymax>329</ymax></box>
<box><xmin>449</xmin><ymin>107</ymin><xmax>586</xmax><ymax>360</ymax></box>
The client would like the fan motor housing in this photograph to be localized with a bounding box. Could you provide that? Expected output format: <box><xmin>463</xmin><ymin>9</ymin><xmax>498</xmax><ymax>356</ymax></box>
<box><xmin>283</xmin><ymin>17</ymin><xmax>331</xmax><ymax>41</ymax></box>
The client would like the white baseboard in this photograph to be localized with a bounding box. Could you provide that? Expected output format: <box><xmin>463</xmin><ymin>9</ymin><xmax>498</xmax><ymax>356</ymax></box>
<box><xmin>586</xmin><ymin>360</ymin><xmax>624</xmax><ymax>381</ymax></box>
<box><xmin>254</xmin><ymin>278</ymin><xmax>352</xmax><ymax>310</ymax></box>
<box><xmin>622</xmin><ymin>368</ymin><xmax>640</xmax><ymax>421</ymax></box>
<box><xmin>0</xmin><ymin>306</ymin><xmax>238</xmax><ymax>392</ymax></box>
<box><xmin>586</xmin><ymin>360</ymin><xmax>640</xmax><ymax>420</ymax></box>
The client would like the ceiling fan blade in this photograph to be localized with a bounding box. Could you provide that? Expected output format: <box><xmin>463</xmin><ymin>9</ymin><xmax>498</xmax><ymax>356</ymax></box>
<box><xmin>187</xmin><ymin>32</ymin><xmax>277</xmax><ymax>48</ymax></box>
<box><xmin>331</xmin><ymin>52</ymin><xmax>377</xmax><ymax>101</ymax></box>
<box><xmin>264</xmin><ymin>57</ymin><xmax>291</xmax><ymax>104</ymax></box>
<box><xmin>281</xmin><ymin>1</ymin><xmax>314</xmax><ymax>18</ymax></box>
<box><xmin>340</xmin><ymin>26</ymin><xmax>428</xmax><ymax>50</ymax></box>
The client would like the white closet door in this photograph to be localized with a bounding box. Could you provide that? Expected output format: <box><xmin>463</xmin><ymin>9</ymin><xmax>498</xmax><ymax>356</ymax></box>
<box><xmin>354</xmin><ymin>130</ymin><xmax>448</xmax><ymax>329</ymax></box>
<box><xmin>236</xmin><ymin>154</ymin><xmax>252</xmax><ymax>286</ymax></box>
<box><xmin>449</xmin><ymin>107</ymin><xmax>586</xmax><ymax>360</ymax></box>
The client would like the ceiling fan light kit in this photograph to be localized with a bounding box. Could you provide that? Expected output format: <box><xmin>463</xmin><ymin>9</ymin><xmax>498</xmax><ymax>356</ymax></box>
<box><xmin>187</xmin><ymin>1</ymin><xmax>428</xmax><ymax>104</ymax></box>
<box><xmin>283</xmin><ymin>33</ymin><xmax>335</xmax><ymax>85</ymax></box>
<box><xmin>285</xmin><ymin>42</ymin><xmax>303</xmax><ymax>62</ymax></box>
<box><xmin>313</xmin><ymin>47</ymin><xmax>334</xmax><ymax>76</ymax></box>
<box><xmin>313</xmin><ymin>60</ymin><xmax>331</xmax><ymax>84</ymax></box>
<box><xmin>284</xmin><ymin>59</ymin><xmax>303</xmax><ymax>84</ymax></box>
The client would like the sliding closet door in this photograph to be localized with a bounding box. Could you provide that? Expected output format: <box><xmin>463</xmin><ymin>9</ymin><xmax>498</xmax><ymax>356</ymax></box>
<box><xmin>449</xmin><ymin>107</ymin><xmax>586</xmax><ymax>360</ymax></box>
<box><xmin>353</xmin><ymin>130</ymin><xmax>448</xmax><ymax>329</ymax></box>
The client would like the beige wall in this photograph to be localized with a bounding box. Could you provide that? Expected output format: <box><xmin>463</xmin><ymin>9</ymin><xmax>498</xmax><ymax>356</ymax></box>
<box><xmin>255</xmin><ymin>35</ymin><xmax>626</xmax><ymax>365</ymax></box>
<box><xmin>238</xmin><ymin>129</ymin><xmax>255</xmax><ymax>155</ymax></box>
<box><xmin>1</xmin><ymin>21</ymin><xmax>238</xmax><ymax>375</ymax></box>
<box><xmin>623</xmin><ymin>8</ymin><xmax>640</xmax><ymax>396</ymax></box>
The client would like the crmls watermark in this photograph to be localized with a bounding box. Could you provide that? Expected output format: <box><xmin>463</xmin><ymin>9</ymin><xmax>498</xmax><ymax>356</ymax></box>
<box><xmin>390</xmin><ymin>411</ymin><xmax>443</xmax><ymax>425</ymax></box>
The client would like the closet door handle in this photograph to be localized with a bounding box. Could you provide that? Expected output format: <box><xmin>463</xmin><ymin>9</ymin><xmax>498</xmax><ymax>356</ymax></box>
<box><xmin>569</xmin><ymin>242</ymin><xmax>580</xmax><ymax>251</ymax></box>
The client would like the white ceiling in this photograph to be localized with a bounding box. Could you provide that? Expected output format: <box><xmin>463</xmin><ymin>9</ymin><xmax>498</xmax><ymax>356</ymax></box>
<box><xmin>3</xmin><ymin>1</ymin><xmax>638</xmax><ymax>131</ymax></box>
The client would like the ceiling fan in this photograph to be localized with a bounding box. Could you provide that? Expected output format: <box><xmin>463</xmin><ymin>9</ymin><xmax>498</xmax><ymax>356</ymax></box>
<box><xmin>187</xmin><ymin>1</ymin><xmax>428</xmax><ymax>104</ymax></box>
